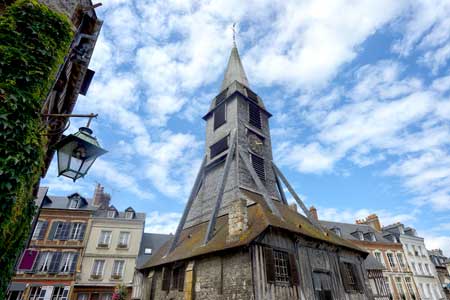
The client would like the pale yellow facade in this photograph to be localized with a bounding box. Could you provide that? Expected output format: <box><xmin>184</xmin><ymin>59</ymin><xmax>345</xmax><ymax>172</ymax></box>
<box><xmin>75</xmin><ymin>211</ymin><xmax>145</xmax><ymax>296</ymax></box>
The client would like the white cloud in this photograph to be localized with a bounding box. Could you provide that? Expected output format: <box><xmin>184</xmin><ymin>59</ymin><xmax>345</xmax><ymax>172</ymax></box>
<box><xmin>145</xmin><ymin>211</ymin><xmax>181</xmax><ymax>234</ymax></box>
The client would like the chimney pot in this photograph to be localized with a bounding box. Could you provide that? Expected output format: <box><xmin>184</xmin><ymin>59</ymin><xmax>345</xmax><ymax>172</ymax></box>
<box><xmin>309</xmin><ymin>206</ymin><xmax>318</xmax><ymax>221</ymax></box>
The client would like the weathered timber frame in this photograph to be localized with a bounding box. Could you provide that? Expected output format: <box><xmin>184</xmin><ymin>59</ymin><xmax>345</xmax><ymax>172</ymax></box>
<box><xmin>204</xmin><ymin>130</ymin><xmax>237</xmax><ymax>244</ymax></box>
<box><xmin>166</xmin><ymin>155</ymin><xmax>207</xmax><ymax>255</ymax></box>
<box><xmin>272</xmin><ymin>162</ymin><xmax>326</xmax><ymax>233</ymax></box>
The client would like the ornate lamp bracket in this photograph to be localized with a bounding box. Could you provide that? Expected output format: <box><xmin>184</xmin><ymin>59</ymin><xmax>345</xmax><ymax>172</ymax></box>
<box><xmin>42</xmin><ymin>113</ymin><xmax>98</xmax><ymax>136</ymax></box>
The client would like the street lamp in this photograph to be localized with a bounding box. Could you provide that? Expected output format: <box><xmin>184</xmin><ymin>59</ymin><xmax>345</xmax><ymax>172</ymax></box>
<box><xmin>46</xmin><ymin>113</ymin><xmax>107</xmax><ymax>181</ymax></box>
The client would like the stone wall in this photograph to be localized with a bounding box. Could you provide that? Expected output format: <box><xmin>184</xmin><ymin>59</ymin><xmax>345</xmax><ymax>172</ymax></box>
<box><xmin>150</xmin><ymin>248</ymin><xmax>254</xmax><ymax>300</ymax></box>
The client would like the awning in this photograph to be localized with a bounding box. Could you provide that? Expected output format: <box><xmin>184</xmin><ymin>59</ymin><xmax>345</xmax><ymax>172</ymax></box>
<box><xmin>8</xmin><ymin>282</ymin><xmax>26</xmax><ymax>291</ymax></box>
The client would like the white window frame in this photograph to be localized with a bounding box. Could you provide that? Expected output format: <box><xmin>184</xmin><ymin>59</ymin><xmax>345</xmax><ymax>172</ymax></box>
<box><xmin>387</xmin><ymin>252</ymin><xmax>396</xmax><ymax>268</ymax></box>
<box><xmin>144</xmin><ymin>248</ymin><xmax>152</xmax><ymax>254</ymax></box>
<box><xmin>118</xmin><ymin>232</ymin><xmax>130</xmax><ymax>248</ymax></box>
<box><xmin>60</xmin><ymin>252</ymin><xmax>74</xmax><ymax>273</ymax></box>
<box><xmin>425</xmin><ymin>263</ymin><xmax>430</xmax><ymax>275</ymax></box>
<box><xmin>100</xmin><ymin>294</ymin><xmax>112</xmax><ymax>300</ymax></box>
<box><xmin>69</xmin><ymin>223</ymin><xmax>82</xmax><ymax>240</ymax></box>
<box><xmin>28</xmin><ymin>287</ymin><xmax>42</xmax><ymax>300</ymax></box>
<box><xmin>396</xmin><ymin>252</ymin><xmax>405</xmax><ymax>269</ymax></box>
<box><xmin>418</xmin><ymin>262</ymin><xmax>424</xmax><ymax>274</ymax></box>
<box><xmin>38</xmin><ymin>252</ymin><xmax>53</xmax><ymax>272</ymax></box>
<box><xmin>77</xmin><ymin>294</ymin><xmax>88</xmax><ymax>300</ymax></box>
<box><xmin>98</xmin><ymin>231</ymin><xmax>111</xmax><ymax>246</ymax></box>
<box><xmin>92</xmin><ymin>259</ymin><xmax>105</xmax><ymax>276</ymax></box>
<box><xmin>374</xmin><ymin>251</ymin><xmax>384</xmax><ymax>266</ymax></box>
<box><xmin>32</xmin><ymin>221</ymin><xmax>45</xmax><ymax>240</ymax></box>
<box><xmin>69</xmin><ymin>198</ymin><xmax>79</xmax><ymax>209</ymax></box>
<box><xmin>51</xmin><ymin>287</ymin><xmax>66</xmax><ymax>300</ymax></box>
<box><xmin>112</xmin><ymin>260</ymin><xmax>125</xmax><ymax>278</ymax></box>
<box><xmin>125</xmin><ymin>211</ymin><xmax>133</xmax><ymax>219</ymax></box>
<box><xmin>107</xmin><ymin>211</ymin><xmax>116</xmax><ymax>218</ymax></box>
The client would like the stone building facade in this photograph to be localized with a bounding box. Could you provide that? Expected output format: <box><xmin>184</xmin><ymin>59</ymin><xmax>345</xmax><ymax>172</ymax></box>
<box><xmin>383</xmin><ymin>223</ymin><xmax>445</xmax><ymax>300</ymax></box>
<box><xmin>428</xmin><ymin>249</ymin><xmax>450</xmax><ymax>299</ymax></box>
<box><xmin>139</xmin><ymin>43</ymin><xmax>373</xmax><ymax>300</ymax></box>
<box><xmin>321</xmin><ymin>213</ymin><xmax>419</xmax><ymax>300</ymax></box>
<box><xmin>73</xmin><ymin>186</ymin><xmax>145</xmax><ymax>300</ymax></box>
<box><xmin>7</xmin><ymin>188</ymin><xmax>96</xmax><ymax>300</ymax></box>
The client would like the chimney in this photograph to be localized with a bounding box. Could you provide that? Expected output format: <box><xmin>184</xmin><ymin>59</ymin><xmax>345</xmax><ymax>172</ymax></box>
<box><xmin>227</xmin><ymin>199</ymin><xmax>248</xmax><ymax>242</ymax></box>
<box><xmin>93</xmin><ymin>184</ymin><xmax>111</xmax><ymax>209</ymax></box>
<box><xmin>309</xmin><ymin>206</ymin><xmax>318</xmax><ymax>221</ymax></box>
<box><xmin>356</xmin><ymin>214</ymin><xmax>381</xmax><ymax>231</ymax></box>
<box><xmin>289</xmin><ymin>203</ymin><xmax>298</xmax><ymax>212</ymax></box>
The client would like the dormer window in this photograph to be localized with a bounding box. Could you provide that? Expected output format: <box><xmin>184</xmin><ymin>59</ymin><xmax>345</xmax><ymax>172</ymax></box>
<box><xmin>107</xmin><ymin>210</ymin><xmax>116</xmax><ymax>218</ymax></box>
<box><xmin>351</xmin><ymin>231</ymin><xmax>364</xmax><ymax>241</ymax></box>
<box><xmin>364</xmin><ymin>232</ymin><xmax>376</xmax><ymax>242</ymax></box>
<box><xmin>331</xmin><ymin>227</ymin><xmax>342</xmax><ymax>237</ymax></box>
<box><xmin>69</xmin><ymin>198</ymin><xmax>80</xmax><ymax>209</ymax></box>
<box><xmin>125</xmin><ymin>211</ymin><xmax>133</xmax><ymax>219</ymax></box>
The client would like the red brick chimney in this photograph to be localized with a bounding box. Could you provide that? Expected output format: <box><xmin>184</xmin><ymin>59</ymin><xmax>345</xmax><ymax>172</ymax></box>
<box><xmin>93</xmin><ymin>183</ymin><xmax>111</xmax><ymax>209</ymax></box>
<box><xmin>309</xmin><ymin>206</ymin><xmax>318</xmax><ymax>221</ymax></box>
<box><xmin>356</xmin><ymin>214</ymin><xmax>381</xmax><ymax>231</ymax></box>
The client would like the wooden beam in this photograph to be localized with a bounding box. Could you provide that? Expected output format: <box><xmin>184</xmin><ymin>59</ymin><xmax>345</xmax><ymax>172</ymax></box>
<box><xmin>274</xmin><ymin>169</ymin><xmax>288</xmax><ymax>205</ymax></box>
<box><xmin>166</xmin><ymin>155</ymin><xmax>207</xmax><ymax>255</ymax></box>
<box><xmin>238</xmin><ymin>148</ymin><xmax>282</xmax><ymax>218</ymax></box>
<box><xmin>204</xmin><ymin>131</ymin><xmax>237</xmax><ymax>244</ymax></box>
<box><xmin>272</xmin><ymin>162</ymin><xmax>325</xmax><ymax>233</ymax></box>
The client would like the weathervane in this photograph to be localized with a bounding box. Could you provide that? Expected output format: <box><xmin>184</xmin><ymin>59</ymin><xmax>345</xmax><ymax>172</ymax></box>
<box><xmin>232</xmin><ymin>22</ymin><xmax>236</xmax><ymax>47</ymax></box>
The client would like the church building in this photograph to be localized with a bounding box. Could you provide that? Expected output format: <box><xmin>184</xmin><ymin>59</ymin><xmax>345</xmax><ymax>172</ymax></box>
<box><xmin>140</xmin><ymin>42</ymin><xmax>372</xmax><ymax>300</ymax></box>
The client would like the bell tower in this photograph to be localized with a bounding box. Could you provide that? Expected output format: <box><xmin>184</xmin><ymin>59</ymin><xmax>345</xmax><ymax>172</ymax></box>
<box><xmin>183</xmin><ymin>43</ymin><xmax>283</xmax><ymax>230</ymax></box>
<box><xmin>166</xmin><ymin>40</ymin><xmax>323</xmax><ymax>254</ymax></box>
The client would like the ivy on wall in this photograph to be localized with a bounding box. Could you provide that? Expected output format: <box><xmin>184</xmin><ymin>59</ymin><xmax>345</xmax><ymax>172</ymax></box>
<box><xmin>0</xmin><ymin>0</ymin><xmax>72</xmax><ymax>295</ymax></box>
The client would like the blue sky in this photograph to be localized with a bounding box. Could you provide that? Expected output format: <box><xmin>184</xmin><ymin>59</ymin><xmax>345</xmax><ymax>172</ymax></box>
<box><xmin>43</xmin><ymin>0</ymin><xmax>450</xmax><ymax>255</ymax></box>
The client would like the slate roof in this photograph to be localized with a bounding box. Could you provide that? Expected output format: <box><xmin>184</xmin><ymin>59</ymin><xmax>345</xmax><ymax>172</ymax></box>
<box><xmin>93</xmin><ymin>208</ymin><xmax>146</xmax><ymax>220</ymax></box>
<box><xmin>220</xmin><ymin>45</ymin><xmax>249</xmax><ymax>92</ymax></box>
<box><xmin>136</xmin><ymin>233</ymin><xmax>172</xmax><ymax>269</ymax></box>
<box><xmin>321</xmin><ymin>220</ymin><xmax>399</xmax><ymax>244</ymax></box>
<box><xmin>142</xmin><ymin>189</ymin><xmax>367</xmax><ymax>269</ymax></box>
<box><xmin>41</xmin><ymin>193</ymin><xmax>96</xmax><ymax>211</ymax></box>
<box><xmin>364</xmin><ymin>254</ymin><xmax>386</xmax><ymax>270</ymax></box>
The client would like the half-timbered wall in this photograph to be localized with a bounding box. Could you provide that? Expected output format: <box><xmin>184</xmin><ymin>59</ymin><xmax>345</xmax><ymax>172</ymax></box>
<box><xmin>252</xmin><ymin>228</ymin><xmax>372</xmax><ymax>300</ymax></box>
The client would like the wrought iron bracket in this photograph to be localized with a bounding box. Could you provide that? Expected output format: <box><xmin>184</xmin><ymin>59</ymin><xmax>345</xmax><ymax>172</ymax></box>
<box><xmin>42</xmin><ymin>113</ymin><xmax>98</xmax><ymax>136</ymax></box>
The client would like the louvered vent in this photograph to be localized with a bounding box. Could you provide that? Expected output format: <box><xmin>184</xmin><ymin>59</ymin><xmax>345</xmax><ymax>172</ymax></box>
<box><xmin>215</xmin><ymin>88</ymin><xmax>228</xmax><ymax>106</ymax></box>
<box><xmin>249</xmin><ymin>101</ymin><xmax>261</xmax><ymax>129</ymax></box>
<box><xmin>214</xmin><ymin>102</ymin><xmax>226</xmax><ymax>129</ymax></box>
<box><xmin>251</xmin><ymin>154</ymin><xmax>265</xmax><ymax>182</ymax></box>
<box><xmin>210</xmin><ymin>136</ymin><xmax>228</xmax><ymax>158</ymax></box>
<box><xmin>246</xmin><ymin>88</ymin><xmax>258</xmax><ymax>103</ymax></box>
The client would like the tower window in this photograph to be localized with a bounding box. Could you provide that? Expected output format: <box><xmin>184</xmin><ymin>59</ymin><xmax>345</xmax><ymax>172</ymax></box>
<box><xmin>248</xmin><ymin>101</ymin><xmax>261</xmax><ymax>129</ymax></box>
<box><xmin>246</xmin><ymin>88</ymin><xmax>258</xmax><ymax>103</ymax></box>
<box><xmin>251</xmin><ymin>153</ymin><xmax>265</xmax><ymax>182</ymax></box>
<box><xmin>214</xmin><ymin>102</ymin><xmax>226</xmax><ymax>129</ymax></box>
<box><xmin>215</xmin><ymin>88</ymin><xmax>228</xmax><ymax>106</ymax></box>
<box><xmin>210</xmin><ymin>136</ymin><xmax>229</xmax><ymax>159</ymax></box>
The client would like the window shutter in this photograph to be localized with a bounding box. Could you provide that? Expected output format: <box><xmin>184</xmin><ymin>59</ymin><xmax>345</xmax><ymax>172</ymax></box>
<box><xmin>251</xmin><ymin>154</ymin><xmax>265</xmax><ymax>181</ymax></box>
<box><xmin>215</xmin><ymin>88</ymin><xmax>228</xmax><ymax>106</ymax></box>
<box><xmin>19</xmin><ymin>249</ymin><xmax>39</xmax><ymax>271</ymax></box>
<box><xmin>48</xmin><ymin>222</ymin><xmax>59</xmax><ymax>240</ymax></box>
<box><xmin>162</xmin><ymin>266</ymin><xmax>171</xmax><ymax>291</ymax></box>
<box><xmin>210</xmin><ymin>136</ymin><xmax>229</xmax><ymax>159</ymax></box>
<box><xmin>178</xmin><ymin>266</ymin><xmax>185</xmax><ymax>292</ymax></box>
<box><xmin>37</xmin><ymin>221</ymin><xmax>48</xmax><ymax>240</ymax></box>
<box><xmin>248</xmin><ymin>101</ymin><xmax>261</xmax><ymax>129</ymax></box>
<box><xmin>264</xmin><ymin>247</ymin><xmax>275</xmax><ymax>283</ymax></box>
<box><xmin>288</xmin><ymin>253</ymin><xmax>300</xmax><ymax>286</ymax></box>
<box><xmin>339</xmin><ymin>262</ymin><xmax>352</xmax><ymax>292</ymax></box>
<box><xmin>70</xmin><ymin>253</ymin><xmax>79</xmax><ymax>273</ymax></box>
<box><xmin>352</xmin><ymin>264</ymin><xmax>364</xmax><ymax>293</ymax></box>
<box><xmin>49</xmin><ymin>252</ymin><xmax>62</xmax><ymax>274</ymax></box>
<box><xmin>78</xmin><ymin>223</ymin><xmax>86</xmax><ymax>240</ymax></box>
<box><xmin>214</xmin><ymin>103</ymin><xmax>226</xmax><ymax>129</ymax></box>
<box><xmin>246</xmin><ymin>88</ymin><xmax>258</xmax><ymax>103</ymax></box>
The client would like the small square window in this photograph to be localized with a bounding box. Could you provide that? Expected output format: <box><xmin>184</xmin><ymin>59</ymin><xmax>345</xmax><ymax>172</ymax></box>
<box><xmin>145</xmin><ymin>248</ymin><xmax>152</xmax><ymax>254</ymax></box>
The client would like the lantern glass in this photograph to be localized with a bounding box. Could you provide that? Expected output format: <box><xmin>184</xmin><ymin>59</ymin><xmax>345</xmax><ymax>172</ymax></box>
<box><xmin>54</xmin><ymin>127</ymin><xmax>107</xmax><ymax>181</ymax></box>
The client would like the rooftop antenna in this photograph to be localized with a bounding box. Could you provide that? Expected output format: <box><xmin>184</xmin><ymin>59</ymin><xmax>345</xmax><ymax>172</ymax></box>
<box><xmin>232</xmin><ymin>22</ymin><xmax>236</xmax><ymax>47</ymax></box>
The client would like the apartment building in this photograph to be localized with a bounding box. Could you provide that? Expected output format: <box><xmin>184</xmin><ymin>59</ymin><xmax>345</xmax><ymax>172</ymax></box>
<box><xmin>321</xmin><ymin>213</ymin><xmax>418</xmax><ymax>300</ymax></box>
<box><xmin>7</xmin><ymin>188</ymin><xmax>95</xmax><ymax>300</ymax></box>
<box><xmin>383</xmin><ymin>223</ymin><xmax>444</xmax><ymax>300</ymax></box>
<box><xmin>73</xmin><ymin>204</ymin><xmax>145</xmax><ymax>300</ymax></box>
<box><xmin>429</xmin><ymin>249</ymin><xmax>450</xmax><ymax>299</ymax></box>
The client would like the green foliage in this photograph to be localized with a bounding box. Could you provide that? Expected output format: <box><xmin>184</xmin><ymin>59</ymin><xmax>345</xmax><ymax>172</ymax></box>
<box><xmin>0</xmin><ymin>0</ymin><xmax>72</xmax><ymax>296</ymax></box>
